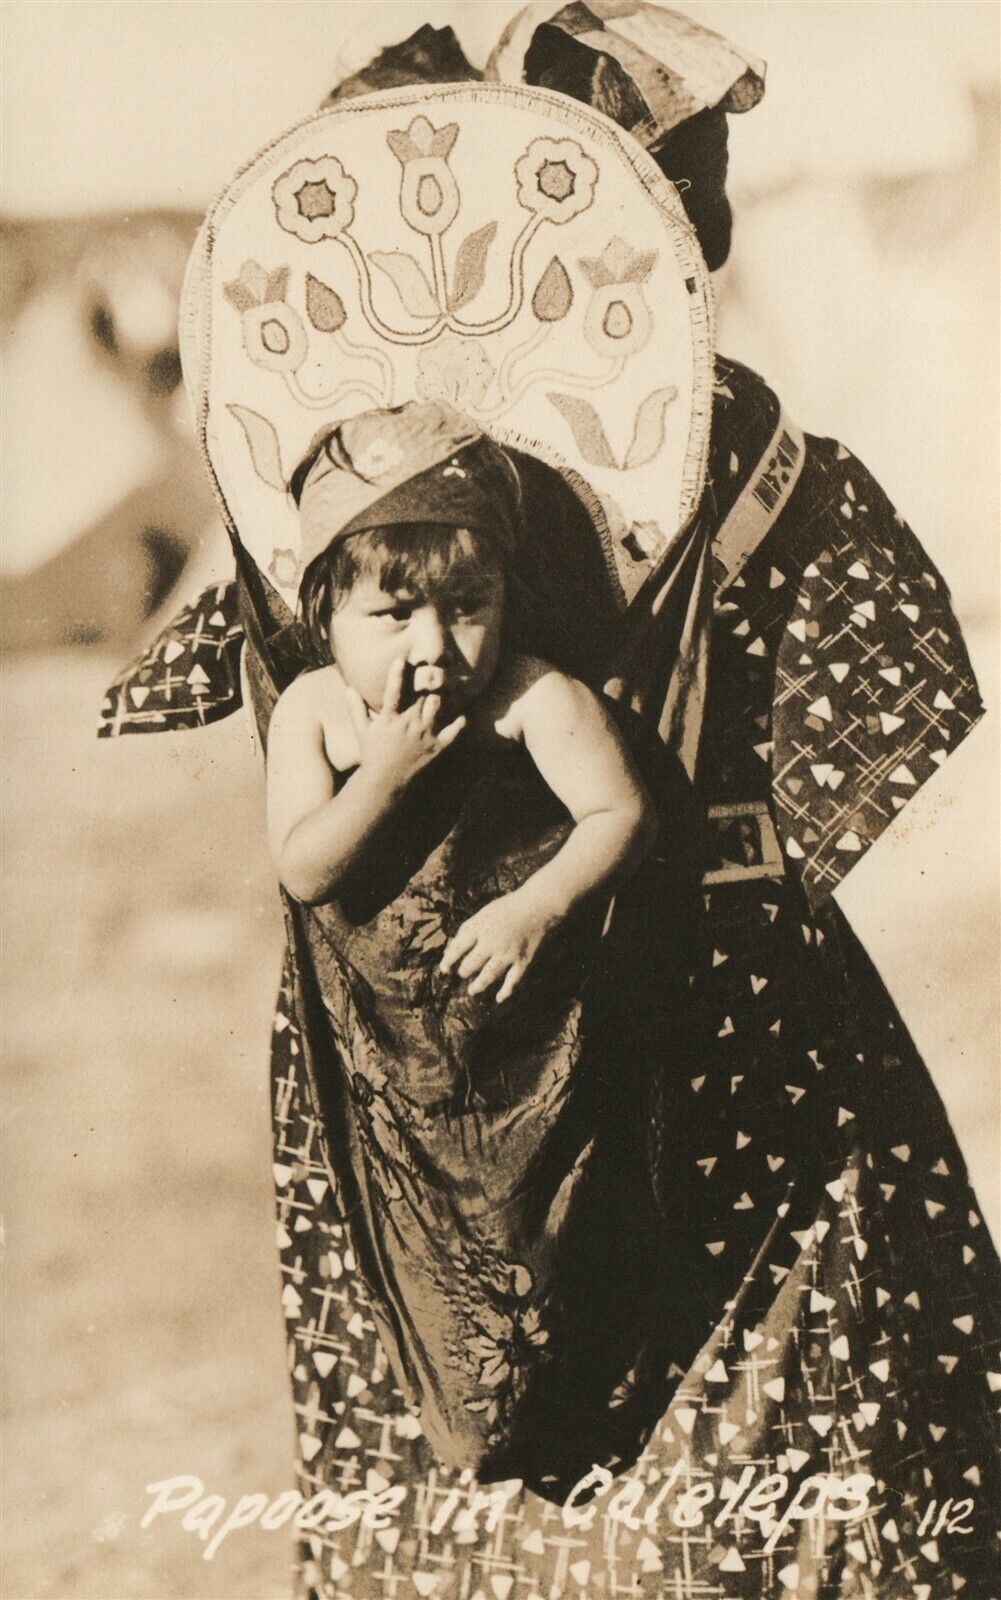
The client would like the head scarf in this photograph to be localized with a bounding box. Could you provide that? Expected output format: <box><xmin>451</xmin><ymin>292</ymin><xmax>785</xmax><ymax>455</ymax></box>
<box><xmin>487</xmin><ymin>2</ymin><xmax>764</xmax><ymax>271</ymax></box>
<box><xmin>295</xmin><ymin>401</ymin><xmax>523</xmax><ymax>578</ymax></box>
<box><xmin>486</xmin><ymin>2</ymin><xmax>764</xmax><ymax>144</ymax></box>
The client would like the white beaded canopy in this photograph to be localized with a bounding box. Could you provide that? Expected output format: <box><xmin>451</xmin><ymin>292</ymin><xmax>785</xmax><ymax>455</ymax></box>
<box><xmin>181</xmin><ymin>81</ymin><xmax>714</xmax><ymax>606</ymax></box>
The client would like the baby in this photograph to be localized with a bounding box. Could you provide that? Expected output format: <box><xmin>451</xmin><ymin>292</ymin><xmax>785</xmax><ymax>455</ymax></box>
<box><xmin>267</xmin><ymin>401</ymin><xmax>656</xmax><ymax>1003</ymax></box>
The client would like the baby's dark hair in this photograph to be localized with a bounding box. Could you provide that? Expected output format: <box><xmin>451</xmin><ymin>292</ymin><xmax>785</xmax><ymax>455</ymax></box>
<box><xmin>298</xmin><ymin>521</ymin><xmax>520</xmax><ymax>667</ymax></box>
<box><xmin>290</xmin><ymin>421</ymin><xmax>530</xmax><ymax>666</ymax></box>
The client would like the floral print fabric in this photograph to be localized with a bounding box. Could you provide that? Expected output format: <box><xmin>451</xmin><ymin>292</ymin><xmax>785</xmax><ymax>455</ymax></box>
<box><xmin>285</xmin><ymin>730</ymin><xmax>700</xmax><ymax>1500</ymax></box>
<box><xmin>270</xmin><ymin>887</ymin><xmax>1001</xmax><ymax>1598</ymax></box>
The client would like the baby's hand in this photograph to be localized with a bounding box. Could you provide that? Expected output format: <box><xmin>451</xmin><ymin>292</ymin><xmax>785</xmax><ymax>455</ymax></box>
<box><xmin>440</xmin><ymin>888</ymin><xmax>558</xmax><ymax>1003</ymax></box>
<box><xmin>345</xmin><ymin>658</ymin><xmax>465</xmax><ymax>793</ymax></box>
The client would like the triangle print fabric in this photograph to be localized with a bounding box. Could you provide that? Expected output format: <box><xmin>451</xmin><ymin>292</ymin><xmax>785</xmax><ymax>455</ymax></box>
<box><xmin>102</xmin><ymin>354</ymin><xmax>1000</xmax><ymax>1593</ymax></box>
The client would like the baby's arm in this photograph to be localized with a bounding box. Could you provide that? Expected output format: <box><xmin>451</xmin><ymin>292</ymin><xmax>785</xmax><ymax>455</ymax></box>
<box><xmin>441</xmin><ymin>668</ymin><xmax>657</xmax><ymax>1000</ymax></box>
<box><xmin>267</xmin><ymin>659</ymin><xmax>464</xmax><ymax>905</ymax></box>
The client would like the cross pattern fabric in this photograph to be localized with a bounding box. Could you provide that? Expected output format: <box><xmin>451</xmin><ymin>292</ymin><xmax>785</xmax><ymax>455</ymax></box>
<box><xmin>100</xmin><ymin>355</ymin><xmax>999</xmax><ymax>1597</ymax></box>
<box><xmin>97</xmin><ymin>582</ymin><xmax>244</xmax><ymax>736</ymax></box>
<box><xmin>268</xmin><ymin>895</ymin><xmax>1000</xmax><ymax>1600</ymax></box>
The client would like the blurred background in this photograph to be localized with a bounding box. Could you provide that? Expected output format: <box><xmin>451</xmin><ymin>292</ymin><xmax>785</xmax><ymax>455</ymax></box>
<box><xmin>1</xmin><ymin>4</ymin><xmax>998</xmax><ymax>1596</ymax></box>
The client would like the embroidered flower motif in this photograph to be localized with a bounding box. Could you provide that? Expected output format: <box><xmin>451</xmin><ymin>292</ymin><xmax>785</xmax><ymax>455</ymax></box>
<box><xmin>272</xmin><ymin>157</ymin><xmax>357</xmax><ymax>243</ymax></box>
<box><xmin>416</xmin><ymin>335</ymin><xmax>495</xmax><ymax>409</ymax></box>
<box><xmin>515</xmin><ymin>138</ymin><xmax>598</xmax><ymax>225</ymax></box>
<box><xmin>386</xmin><ymin>116</ymin><xmax>461</xmax><ymax>237</ymax></box>
<box><xmin>579</xmin><ymin>237</ymin><xmax>658</xmax><ymax>359</ymax></box>
<box><xmin>223</xmin><ymin>261</ymin><xmax>308</xmax><ymax>373</ymax></box>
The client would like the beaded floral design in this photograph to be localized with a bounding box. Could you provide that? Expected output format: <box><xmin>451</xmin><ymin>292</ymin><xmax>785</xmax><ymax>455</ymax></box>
<box><xmin>223</xmin><ymin>110</ymin><xmax>695</xmax><ymax>505</ymax></box>
<box><xmin>272</xmin><ymin>157</ymin><xmax>357</xmax><ymax>244</ymax></box>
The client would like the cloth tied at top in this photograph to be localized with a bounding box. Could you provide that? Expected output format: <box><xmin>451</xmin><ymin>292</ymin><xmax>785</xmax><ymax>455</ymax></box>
<box><xmin>294</xmin><ymin>401</ymin><xmax>523</xmax><ymax>576</ymax></box>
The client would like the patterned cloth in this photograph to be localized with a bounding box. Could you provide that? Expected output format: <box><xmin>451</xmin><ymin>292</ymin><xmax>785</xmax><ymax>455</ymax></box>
<box><xmin>486</xmin><ymin>2</ymin><xmax>765</xmax><ymax>141</ymax></box>
<box><xmin>294</xmin><ymin>402</ymin><xmax>521</xmax><ymax>575</ymax></box>
<box><xmin>97</xmin><ymin>581</ymin><xmax>244</xmax><ymax>736</ymax></box>
<box><xmin>101</xmin><ymin>356</ymin><xmax>1000</xmax><ymax>1598</ymax></box>
<box><xmin>290</xmin><ymin>729</ymin><xmax>699</xmax><ymax>1500</ymax></box>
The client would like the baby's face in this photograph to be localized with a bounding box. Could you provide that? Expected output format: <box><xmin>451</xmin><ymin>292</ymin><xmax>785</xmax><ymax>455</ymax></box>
<box><xmin>329</xmin><ymin>569</ymin><xmax>506</xmax><ymax>717</ymax></box>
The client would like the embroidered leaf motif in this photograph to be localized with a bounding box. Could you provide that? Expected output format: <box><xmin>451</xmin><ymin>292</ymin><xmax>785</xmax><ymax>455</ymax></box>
<box><xmin>305</xmin><ymin>273</ymin><xmax>346</xmax><ymax>332</ymax></box>
<box><xmin>370</xmin><ymin>251</ymin><xmax>439</xmax><ymax>319</ymax></box>
<box><xmin>448</xmin><ymin>222</ymin><xmax>497</xmax><ymax>313</ymax></box>
<box><xmin>532</xmin><ymin>257</ymin><xmax>573</xmax><ymax>322</ymax></box>
<box><xmin>623</xmin><ymin>386</ymin><xmax>677</xmax><ymax>470</ymax></box>
<box><xmin>546</xmin><ymin>393</ymin><xmax>617</xmax><ymax>470</ymax></box>
<box><xmin>222</xmin><ymin>279</ymin><xmax>258</xmax><ymax>313</ymax></box>
<box><xmin>227</xmin><ymin>404</ymin><xmax>286</xmax><ymax>492</ymax></box>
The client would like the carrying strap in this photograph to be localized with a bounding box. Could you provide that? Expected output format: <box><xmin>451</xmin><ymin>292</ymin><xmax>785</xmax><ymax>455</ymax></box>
<box><xmin>698</xmin><ymin>407</ymin><xmax>807</xmax><ymax>888</ymax></box>
<box><xmin>712</xmin><ymin>409</ymin><xmax>806</xmax><ymax>594</ymax></box>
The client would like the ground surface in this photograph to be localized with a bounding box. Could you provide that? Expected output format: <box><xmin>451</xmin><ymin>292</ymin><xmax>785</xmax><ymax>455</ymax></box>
<box><xmin>2</xmin><ymin>655</ymin><xmax>292</xmax><ymax>1599</ymax></box>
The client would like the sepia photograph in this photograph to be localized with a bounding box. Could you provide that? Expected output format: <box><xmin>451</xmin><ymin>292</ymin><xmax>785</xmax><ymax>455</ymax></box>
<box><xmin>2</xmin><ymin>3</ymin><xmax>999</xmax><ymax>1597</ymax></box>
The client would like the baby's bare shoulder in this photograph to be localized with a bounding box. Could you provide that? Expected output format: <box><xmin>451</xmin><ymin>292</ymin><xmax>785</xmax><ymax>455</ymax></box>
<box><xmin>489</xmin><ymin>654</ymin><xmax>588</xmax><ymax>740</ymax></box>
<box><xmin>273</xmin><ymin>666</ymin><xmax>339</xmax><ymax>723</ymax></box>
<box><xmin>272</xmin><ymin>668</ymin><xmax>356</xmax><ymax>764</ymax></box>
